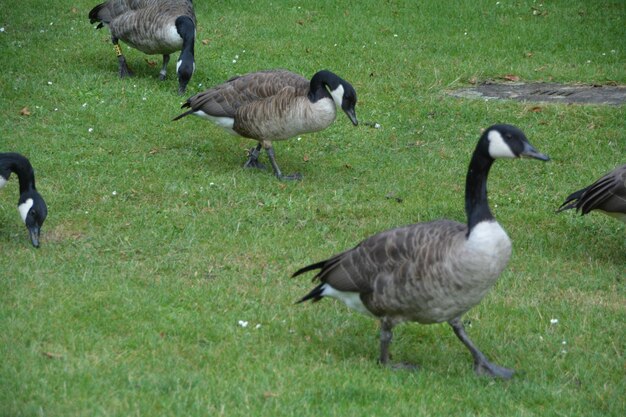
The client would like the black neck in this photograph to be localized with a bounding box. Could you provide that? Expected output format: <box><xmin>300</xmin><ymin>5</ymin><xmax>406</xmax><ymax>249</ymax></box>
<box><xmin>176</xmin><ymin>16</ymin><xmax>195</xmax><ymax>58</ymax></box>
<box><xmin>465</xmin><ymin>150</ymin><xmax>495</xmax><ymax>234</ymax></box>
<box><xmin>307</xmin><ymin>70</ymin><xmax>335</xmax><ymax>102</ymax></box>
<box><xmin>0</xmin><ymin>153</ymin><xmax>37</xmax><ymax>195</ymax></box>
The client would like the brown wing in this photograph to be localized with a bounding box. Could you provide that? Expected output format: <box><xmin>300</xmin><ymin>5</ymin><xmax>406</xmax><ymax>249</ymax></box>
<box><xmin>294</xmin><ymin>220</ymin><xmax>467</xmax><ymax>296</ymax></box>
<box><xmin>181</xmin><ymin>70</ymin><xmax>309</xmax><ymax>119</ymax></box>
<box><xmin>559</xmin><ymin>164</ymin><xmax>626</xmax><ymax>214</ymax></box>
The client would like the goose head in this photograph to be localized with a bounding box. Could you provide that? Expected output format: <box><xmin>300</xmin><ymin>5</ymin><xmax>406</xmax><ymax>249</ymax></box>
<box><xmin>18</xmin><ymin>190</ymin><xmax>47</xmax><ymax>248</ymax></box>
<box><xmin>176</xmin><ymin>56</ymin><xmax>195</xmax><ymax>95</ymax></box>
<box><xmin>483</xmin><ymin>124</ymin><xmax>550</xmax><ymax>161</ymax></box>
<box><xmin>312</xmin><ymin>70</ymin><xmax>358</xmax><ymax>126</ymax></box>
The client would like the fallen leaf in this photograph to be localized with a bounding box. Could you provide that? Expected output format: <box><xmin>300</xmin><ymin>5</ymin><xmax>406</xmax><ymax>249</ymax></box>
<box><xmin>202</xmin><ymin>39</ymin><xmax>210</xmax><ymax>45</ymax></box>
<box><xmin>529</xmin><ymin>106</ymin><xmax>542</xmax><ymax>112</ymax></box>
<box><xmin>303</xmin><ymin>155</ymin><xmax>309</xmax><ymax>162</ymax></box>
<box><xmin>145</xmin><ymin>59</ymin><xmax>157</xmax><ymax>67</ymax></box>
<box><xmin>468</xmin><ymin>76</ymin><xmax>478</xmax><ymax>85</ymax></box>
<box><xmin>524</xmin><ymin>52</ymin><xmax>533</xmax><ymax>58</ymax></box>
<box><xmin>19</xmin><ymin>107</ymin><xmax>31</xmax><ymax>116</ymax></box>
<box><xmin>344</xmin><ymin>163</ymin><xmax>352</xmax><ymax>169</ymax></box>
<box><xmin>263</xmin><ymin>391</ymin><xmax>278</xmax><ymax>399</ymax></box>
<box><xmin>42</xmin><ymin>351</ymin><xmax>63</xmax><ymax>359</ymax></box>
<box><xmin>71</xmin><ymin>7</ymin><xmax>78</xmax><ymax>14</ymax></box>
<box><xmin>503</xmin><ymin>74</ymin><xmax>520</xmax><ymax>82</ymax></box>
<box><xmin>149</xmin><ymin>147</ymin><xmax>159</xmax><ymax>155</ymax></box>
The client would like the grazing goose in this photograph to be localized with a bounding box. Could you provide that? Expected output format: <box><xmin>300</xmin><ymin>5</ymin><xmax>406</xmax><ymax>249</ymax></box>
<box><xmin>557</xmin><ymin>164</ymin><xmax>626</xmax><ymax>223</ymax></box>
<box><xmin>173</xmin><ymin>69</ymin><xmax>358</xmax><ymax>180</ymax></box>
<box><xmin>293</xmin><ymin>124</ymin><xmax>549</xmax><ymax>378</ymax></box>
<box><xmin>89</xmin><ymin>0</ymin><xmax>196</xmax><ymax>94</ymax></box>
<box><xmin>0</xmin><ymin>153</ymin><xmax>48</xmax><ymax>247</ymax></box>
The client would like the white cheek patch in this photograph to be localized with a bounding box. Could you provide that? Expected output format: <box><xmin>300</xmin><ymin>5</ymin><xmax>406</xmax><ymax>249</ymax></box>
<box><xmin>488</xmin><ymin>130</ymin><xmax>516</xmax><ymax>158</ymax></box>
<box><xmin>18</xmin><ymin>198</ymin><xmax>34</xmax><ymax>223</ymax></box>
<box><xmin>329</xmin><ymin>84</ymin><xmax>345</xmax><ymax>108</ymax></box>
<box><xmin>0</xmin><ymin>176</ymin><xmax>7</xmax><ymax>189</ymax></box>
<box><xmin>176</xmin><ymin>59</ymin><xmax>182</xmax><ymax>73</ymax></box>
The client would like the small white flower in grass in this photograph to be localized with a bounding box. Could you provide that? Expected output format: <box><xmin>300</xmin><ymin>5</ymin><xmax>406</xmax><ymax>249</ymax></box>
<box><xmin>393</xmin><ymin>34</ymin><xmax>398</xmax><ymax>37</ymax></box>
<box><xmin>54</xmin><ymin>108</ymin><xmax>58</xmax><ymax>111</ymax></box>
<box><xmin>297</xmin><ymin>137</ymin><xmax>302</xmax><ymax>141</ymax></box>
<box><xmin>238</xmin><ymin>320</ymin><xmax>248</xmax><ymax>328</ymax></box>
<box><xmin>47</xmin><ymin>81</ymin><xmax>52</xmax><ymax>85</ymax></box>
<box><xmin>112</xmin><ymin>190</ymin><xmax>117</xmax><ymax>196</ymax></box>
<box><xmin>88</xmin><ymin>128</ymin><xmax>94</xmax><ymax>133</ymax></box>
<box><xmin>0</xmin><ymin>27</ymin><xmax>5</xmax><ymax>32</ymax></box>
<box><xmin>82</xmin><ymin>102</ymin><xmax>88</xmax><ymax>108</ymax></box>
<box><xmin>255</xmin><ymin>324</ymin><xmax>261</xmax><ymax>329</ymax></box>
<box><xmin>232</xmin><ymin>59</ymin><xmax>237</xmax><ymax>64</ymax></box>
<box><xmin>550</xmin><ymin>318</ymin><xmax>558</xmax><ymax>325</ymax></box>
<box><xmin>142</xmin><ymin>97</ymin><xmax>147</xmax><ymax>101</ymax></box>
<box><xmin>375</xmin><ymin>123</ymin><xmax>381</xmax><ymax>129</ymax></box>
<box><xmin>562</xmin><ymin>340</ymin><xmax>567</xmax><ymax>345</ymax></box>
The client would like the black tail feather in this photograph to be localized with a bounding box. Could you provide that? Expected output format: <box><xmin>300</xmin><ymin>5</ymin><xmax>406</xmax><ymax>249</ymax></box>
<box><xmin>172</xmin><ymin>108</ymin><xmax>194</xmax><ymax>121</ymax></box>
<box><xmin>556</xmin><ymin>188</ymin><xmax>585</xmax><ymax>213</ymax></box>
<box><xmin>88</xmin><ymin>3</ymin><xmax>106</xmax><ymax>24</ymax></box>
<box><xmin>296</xmin><ymin>283</ymin><xmax>325</xmax><ymax>304</ymax></box>
<box><xmin>291</xmin><ymin>260</ymin><xmax>326</xmax><ymax>278</ymax></box>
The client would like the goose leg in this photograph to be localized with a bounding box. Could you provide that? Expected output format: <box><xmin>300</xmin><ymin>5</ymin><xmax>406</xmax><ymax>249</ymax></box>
<box><xmin>243</xmin><ymin>143</ymin><xmax>266</xmax><ymax>170</ymax></box>
<box><xmin>159</xmin><ymin>54</ymin><xmax>170</xmax><ymax>80</ymax></box>
<box><xmin>112</xmin><ymin>37</ymin><xmax>133</xmax><ymax>78</ymax></box>
<box><xmin>265</xmin><ymin>145</ymin><xmax>302</xmax><ymax>181</ymax></box>
<box><xmin>448</xmin><ymin>317</ymin><xmax>514</xmax><ymax>379</ymax></box>
<box><xmin>378</xmin><ymin>319</ymin><xmax>417</xmax><ymax>370</ymax></box>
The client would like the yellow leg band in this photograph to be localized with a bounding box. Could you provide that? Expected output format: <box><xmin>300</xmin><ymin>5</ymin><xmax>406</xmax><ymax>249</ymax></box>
<box><xmin>114</xmin><ymin>44</ymin><xmax>123</xmax><ymax>57</ymax></box>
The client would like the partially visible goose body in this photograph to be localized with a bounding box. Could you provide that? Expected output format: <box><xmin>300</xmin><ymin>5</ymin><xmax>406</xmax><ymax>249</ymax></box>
<box><xmin>173</xmin><ymin>69</ymin><xmax>358</xmax><ymax>180</ymax></box>
<box><xmin>0</xmin><ymin>153</ymin><xmax>48</xmax><ymax>247</ymax></box>
<box><xmin>293</xmin><ymin>125</ymin><xmax>549</xmax><ymax>378</ymax></box>
<box><xmin>89</xmin><ymin>0</ymin><xmax>196</xmax><ymax>94</ymax></box>
<box><xmin>557</xmin><ymin>164</ymin><xmax>626</xmax><ymax>223</ymax></box>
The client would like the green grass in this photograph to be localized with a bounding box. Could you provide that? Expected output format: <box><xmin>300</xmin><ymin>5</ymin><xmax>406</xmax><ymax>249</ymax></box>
<box><xmin>1</xmin><ymin>0</ymin><xmax>625</xmax><ymax>416</ymax></box>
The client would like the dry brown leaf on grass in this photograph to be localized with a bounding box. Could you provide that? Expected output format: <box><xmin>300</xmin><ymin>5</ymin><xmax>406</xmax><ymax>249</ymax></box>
<box><xmin>42</xmin><ymin>351</ymin><xmax>63</xmax><ymax>359</ymax></box>
<box><xmin>145</xmin><ymin>59</ymin><xmax>157</xmax><ymax>67</ymax></box>
<box><xmin>503</xmin><ymin>74</ymin><xmax>520</xmax><ymax>82</ymax></box>
<box><xmin>19</xmin><ymin>107</ymin><xmax>31</xmax><ymax>116</ymax></box>
<box><xmin>303</xmin><ymin>155</ymin><xmax>309</xmax><ymax>162</ymax></box>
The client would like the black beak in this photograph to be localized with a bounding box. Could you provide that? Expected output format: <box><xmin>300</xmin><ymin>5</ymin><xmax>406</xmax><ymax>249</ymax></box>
<box><xmin>28</xmin><ymin>225</ymin><xmax>41</xmax><ymax>248</ymax></box>
<box><xmin>521</xmin><ymin>142</ymin><xmax>550</xmax><ymax>161</ymax></box>
<box><xmin>344</xmin><ymin>108</ymin><xmax>358</xmax><ymax>126</ymax></box>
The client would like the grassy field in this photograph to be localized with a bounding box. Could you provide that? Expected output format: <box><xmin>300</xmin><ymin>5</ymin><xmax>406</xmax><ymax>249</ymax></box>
<box><xmin>1</xmin><ymin>0</ymin><xmax>625</xmax><ymax>416</ymax></box>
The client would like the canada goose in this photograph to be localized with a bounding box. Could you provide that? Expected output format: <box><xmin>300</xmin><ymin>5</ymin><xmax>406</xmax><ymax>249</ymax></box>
<box><xmin>89</xmin><ymin>0</ymin><xmax>196</xmax><ymax>94</ymax></box>
<box><xmin>0</xmin><ymin>153</ymin><xmax>48</xmax><ymax>247</ymax></box>
<box><xmin>173</xmin><ymin>69</ymin><xmax>358</xmax><ymax>180</ymax></box>
<box><xmin>557</xmin><ymin>164</ymin><xmax>626</xmax><ymax>223</ymax></box>
<box><xmin>293</xmin><ymin>125</ymin><xmax>549</xmax><ymax>378</ymax></box>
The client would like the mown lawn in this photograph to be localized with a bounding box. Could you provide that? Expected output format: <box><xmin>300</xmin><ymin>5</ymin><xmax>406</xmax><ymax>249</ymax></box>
<box><xmin>1</xmin><ymin>1</ymin><xmax>624</xmax><ymax>416</ymax></box>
